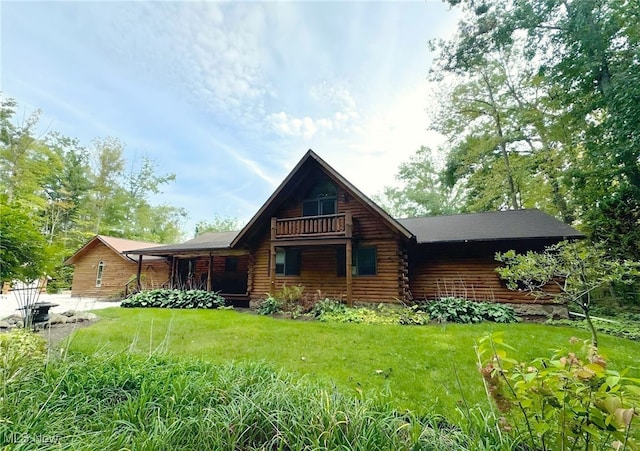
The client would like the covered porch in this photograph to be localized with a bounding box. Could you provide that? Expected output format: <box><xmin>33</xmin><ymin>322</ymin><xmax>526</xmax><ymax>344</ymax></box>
<box><xmin>124</xmin><ymin>231</ymin><xmax>250</xmax><ymax>307</ymax></box>
<box><xmin>269</xmin><ymin>214</ymin><xmax>355</xmax><ymax>304</ymax></box>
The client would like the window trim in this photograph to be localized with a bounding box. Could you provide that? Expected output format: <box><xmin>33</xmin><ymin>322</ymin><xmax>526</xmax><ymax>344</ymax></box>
<box><xmin>302</xmin><ymin>180</ymin><xmax>338</xmax><ymax>217</ymax></box>
<box><xmin>275</xmin><ymin>248</ymin><xmax>301</xmax><ymax>276</ymax></box>
<box><xmin>336</xmin><ymin>245</ymin><xmax>377</xmax><ymax>277</ymax></box>
<box><xmin>95</xmin><ymin>261</ymin><xmax>105</xmax><ymax>287</ymax></box>
<box><xmin>353</xmin><ymin>246</ymin><xmax>377</xmax><ymax>276</ymax></box>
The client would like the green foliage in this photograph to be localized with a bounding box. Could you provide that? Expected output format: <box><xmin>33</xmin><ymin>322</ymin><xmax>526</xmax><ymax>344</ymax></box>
<box><xmin>421</xmin><ymin>297</ymin><xmax>518</xmax><ymax>324</ymax></box>
<box><xmin>257</xmin><ymin>284</ymin><xmax>317</xmax><ymax>317</ymax></box>
<box><xmin>309</xmin><ymin>298</ymin><xmax>348</xmax><ymax>317</ymax></box>
<box><xmin>496</xmin><ymin>240</ymin><xmax>640</xmax><ymax>346</ymax></box>
<box><xmin>433</xmin><ymin>0</ymin><xmax>640</xmax><ymax>257</ymax></box>
<box><xmin>194</xmin><ymin>214</ymin><xmax>241</xmax><ymax>235</ymax></box>
<box><xmin>120</xmin><ymin>289</ymin><xmax>226</xmax><ymax>309</ymax></box>
<box><xmin>317</xmin><ymin>303</ymin><xmax>431</xmax><ymax>325</ymax></box>
<box><xmin>478</xmin><ymin>333</ymin><xmax>640</xmax><ymax>450</ymax></box>
<box><xmin>256</xmin><ymin>294</ymin><xmax>283</xmax><ymax>315</ymax></box>
<box><xmin>549</xmin><ymin>318</ymin><xmax>640</xmax><ymax>342</ymax></box>
<box><xmin>0</xmin><ymin>329</ymin><xmax>46</xmax><ymax>387</ymax></box>
<box><xmin>0</xmin><ymin>96</ymin><xmax>187</xmax><ymax>288</ymax></box>
<box><xmin>45</xmin><ymin>264</ymin><xmax>74</xmax><ymax>293</ymax></box>
<box><xmin>0</xmin><ymin>353</ymin><xmax>470</xmax><ymax>450</ymax></box>
<box><xmin>0</xmin><ymin>199</ymin><xmax>52</xmax><ymax>282</ymax></box>
<box><xmin>375</xmin><ymin>146</ymin><xmax>461</xmax><ymax>218</ymax></box>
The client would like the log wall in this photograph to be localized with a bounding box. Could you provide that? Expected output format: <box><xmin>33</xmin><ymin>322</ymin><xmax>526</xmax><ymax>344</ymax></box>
<box><xmin>248</xmin><ymin>169</ymin><xmax>406</xmax><ymax>303</ymax></box>
<box><xmin>69</xmin><ymin>241</ymin><xmax>169</xmax><ymax>298</ymax></box>
<box><xmin>409</xmin><ymin>242</ymin><xmax>559</xmax><ymax>304</ymax></box>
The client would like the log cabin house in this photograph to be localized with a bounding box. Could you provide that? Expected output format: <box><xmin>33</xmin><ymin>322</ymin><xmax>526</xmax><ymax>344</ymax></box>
<box><xmin>127</xmin><ymin>150</ymin><xmax>583</xmax><ymax>314</ymax></box>
<box><xmin>65</xmin><ymin>235</ymin><xmax>169</xmax><ymax>298</ymax></box>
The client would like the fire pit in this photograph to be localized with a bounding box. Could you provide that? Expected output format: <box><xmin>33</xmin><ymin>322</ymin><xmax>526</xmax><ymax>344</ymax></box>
<box><xmin>19</xmin><ymin>302</ymin><xmax>59</xmax><ymax>323</ymax></box>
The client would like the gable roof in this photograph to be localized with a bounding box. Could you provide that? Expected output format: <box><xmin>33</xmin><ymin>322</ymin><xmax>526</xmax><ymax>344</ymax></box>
<box><xmin>231</xmin><ymin>149</ymin><xmax>413</xmax><ymax>247</ymax></box>
<box><xmin>398</xmin><ymin>209</ymin><xmax>584</xmax><ymax>244</ymax></box>
<box><xmin>64</xmin><ymin>235</ymin><xmax>166</xmax><ymax>265</ymax></box>
<box><xmin>127</xmin><ymin>230</ymin><xmax>239</xmax><ymax>256</ymax></box>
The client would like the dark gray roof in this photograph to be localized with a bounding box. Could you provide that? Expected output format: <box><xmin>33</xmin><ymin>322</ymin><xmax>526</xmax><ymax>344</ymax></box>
<box><xmin>398</xmin><ymin>209</ymin><xmax>583</xmax><ymax>244</ymax></box>
<box><xmin>126</xmin><ymin>230</ymin><xmax>239</xmax><ymax>255</ymax></box>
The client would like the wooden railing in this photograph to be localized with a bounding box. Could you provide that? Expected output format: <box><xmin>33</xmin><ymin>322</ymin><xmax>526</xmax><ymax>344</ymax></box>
<box><xmin>272</xmin><ymin>213</ymin><xmax>353</xmax><ymax>240</ymax></box>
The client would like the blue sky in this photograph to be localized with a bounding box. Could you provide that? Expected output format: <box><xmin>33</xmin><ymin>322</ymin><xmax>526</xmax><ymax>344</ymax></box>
<box><xmin>1</xmin><ymin>1</ymin><xmax>458</xmax><ymax>235</ymax></box>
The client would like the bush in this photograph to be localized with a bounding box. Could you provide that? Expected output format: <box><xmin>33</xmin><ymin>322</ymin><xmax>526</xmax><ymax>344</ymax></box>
<box><xmin>256</xmin><ymin>295</ymin><xmax>283</xmax><ymax>315</ymax></box>
<box><xmin>258</xmin><ymin>285</ymin><xmax>320</xmax><ymax>317</ymax></box>
<box><xmin>309</xmin><ymin>298</ymin><xmax>347</xmax><ymax>317</ymax></box>
<box><xmin>121</xmin><ymin>289</ymin><xmax>227</xmax><ymax>309</ymax></box>
<box><xmin>478</xmin><ymin>333</ymin><xmax>640</xmax><ymax>450</ymax></box>
<box><xmin>317</xmin><ymin>303</ymin><xmax>430</xmax><ymax>325</ymax></box>
<box><xmin>0</xmin><ymin>329</ymin><xmax>46</xmax><ymax>387</ymax></box>
<box><xmin>420</xmin><ymin>297</ymin><xmax>518</xmax><ymax>324</ymax></box>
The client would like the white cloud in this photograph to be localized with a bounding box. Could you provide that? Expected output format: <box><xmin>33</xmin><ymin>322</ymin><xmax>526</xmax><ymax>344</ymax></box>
<box><xmin>83</xmin><ymin>2</ymin><xmax>271</xmax><ymax>126</ymax></box>
<box><xmin>266</xmin><ymin>80</ymin><xmax>360</xmax><ymax>139</ymax></box>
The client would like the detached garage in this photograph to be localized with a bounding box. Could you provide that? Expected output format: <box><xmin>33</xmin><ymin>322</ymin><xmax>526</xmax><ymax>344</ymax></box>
<box><xmin>65</xmin><ymin>235</ymin><xmax>169</xmax><ymax>298</ymax></box>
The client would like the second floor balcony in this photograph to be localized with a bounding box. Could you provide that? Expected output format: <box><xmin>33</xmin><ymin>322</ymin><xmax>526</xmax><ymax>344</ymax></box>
<box><xmin>271</xmin><ymin>213</ymin><xmax>353</xmax><ymax>240</ymax></box>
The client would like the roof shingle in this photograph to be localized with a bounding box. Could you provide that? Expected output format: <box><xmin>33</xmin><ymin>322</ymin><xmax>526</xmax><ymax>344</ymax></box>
<box><xmin>398</xmin><ymin>209</ymin><xmax>583</xmax><ymax>244</ymax></box>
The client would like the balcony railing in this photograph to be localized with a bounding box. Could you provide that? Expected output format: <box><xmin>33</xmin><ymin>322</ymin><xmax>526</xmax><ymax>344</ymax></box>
<box><xmin>272</xmin><ymin>213</ymin><xmax>353</xmax><ymax>240</ymax></box>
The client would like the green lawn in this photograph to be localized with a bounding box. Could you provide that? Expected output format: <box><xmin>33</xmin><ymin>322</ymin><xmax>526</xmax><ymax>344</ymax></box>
<box><xmin>70</xmin><ymin>308</ymin><xmax>640</xmax><ymax>417</ymax></box>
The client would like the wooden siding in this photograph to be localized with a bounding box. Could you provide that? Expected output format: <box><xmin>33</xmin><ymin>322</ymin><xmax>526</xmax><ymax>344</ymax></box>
<box><xmin>249</xmin><ymin>168</ymin><xmax>406</xmax><ymax>303</ymax></box>
<box><xmin>409</xmin><ymin>242</ymin><xmax>559</xmax><ymax>304</ymax></box>
<box><xmin>250</xmin><ymin>238</ymin><xmax>404</xmax><ymax>302</ymax></box>
<box><xmin>69</xmin><ymin>241</ymin><xmax>169</xmax><ymax>298</ymax></box>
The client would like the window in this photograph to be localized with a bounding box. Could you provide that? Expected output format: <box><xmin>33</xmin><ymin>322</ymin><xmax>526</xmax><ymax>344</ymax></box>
<box><xmin>95</xmin><ymin>261</ymin><xmax>105</xmax><ymax>287</ymax></box>
<box><xmin>354</xmin><ymin>246</ymin><xmax>377</xmax><ymax>276</ymax></box>
<box><xmin>336</xmin><ymin>246</ymin><xmax>377</xmax><ymax>276</ymax></box>
<box><xmin>302</xmin><ymin>180</ymin><xmax>337</xmax><ymax>216</ymax></box>
<box><xmin>275</xmin><ymin>248</ymin><xmax>301</xmax><ymax>275</ymax></box>
<box><xmin>225</xmin><ymin>257</ymin><xmax>238</xmax><ymax>273</ymax></box>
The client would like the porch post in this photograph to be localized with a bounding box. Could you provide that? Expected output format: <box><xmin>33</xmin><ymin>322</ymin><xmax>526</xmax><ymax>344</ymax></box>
<box><xmin>345</xmin><ymin>240</ymin><xmax>353</xmax><ymax>306</ymax></box>
<box><xmin>207</xmin><ymin>254</ymin><xmax>213</xmax><ymax>291</ymax></box>
<box><xmin>136</xmin><ymin>255</ymin><xmax>143</xmax><ymax>291</ymax></box>
<box><xmin>169</xmin><ymin>256</ymin><xmax>175</xmax><ymax>289</ymax></box>
<box><xmin>270</xmin><ymin>218</ymin><xmax>277</xmax><ymax>293</ymax></box>
<box><xmin>171</xmin><ymin>257</ymin><xmax>178</xmax><ymax>289</ymax></box>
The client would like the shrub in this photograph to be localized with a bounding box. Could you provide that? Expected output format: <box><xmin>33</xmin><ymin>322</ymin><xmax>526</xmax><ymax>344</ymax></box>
<box><xmin>256</xmin><ymin>294</ymin><xmax>283</xmax><ymax>315</ymax></box>
<box><xmin>317</xmin><ymin>303</ymin><xmax>430</xmax><ymax>325</ymax></box>
<box><xmin>309</xmin><ymin>298</ymin><xmax>347</xmax><ymax>317</ymax></box>
<box><xmin>478</xmin><ymin>333</ymin><xmax>640</xmax><ymax>450</ymax></box>
<box><xmin>421</xmin><ymin>297</ymin><xmax>518</xmax><ymax>324</ymax></box>
<box><xmin>0</xmin><ymin>329</ymin><xmax>46</xmax><ymax>387</ymax></box>
<box><xmin>121</xmin><ymin>289</ymin><xmax>226</xmax><ymax>309</ymax></box>
<box><xmin>258</xmin><ymin>285</ymin><xmax>321</xmax><ymax>317</ymax></box>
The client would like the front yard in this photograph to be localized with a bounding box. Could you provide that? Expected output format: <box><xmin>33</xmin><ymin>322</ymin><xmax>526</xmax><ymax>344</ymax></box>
<box><xmin>68</xmin><ymin>307</ymin><xmax>640</xmax><ymax>417</ymax></box>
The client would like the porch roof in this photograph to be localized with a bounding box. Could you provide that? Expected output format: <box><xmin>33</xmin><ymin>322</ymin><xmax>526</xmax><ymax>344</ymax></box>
<box><xmin>398</xmin><ymin>209</ymin><xmax>584</xmax><ymax>244</ymax></box>
<box><xmin>125</xmin><ymin>230</ymin><xmax>239</xmax><ymax>256</ymax></box>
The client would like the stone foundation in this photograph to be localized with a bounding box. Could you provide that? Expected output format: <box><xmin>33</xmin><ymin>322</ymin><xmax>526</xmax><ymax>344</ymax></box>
<box><xmin>508</xmin><ymin>303</ymin><xmax>569</xmax><ymax>321</ymax></box>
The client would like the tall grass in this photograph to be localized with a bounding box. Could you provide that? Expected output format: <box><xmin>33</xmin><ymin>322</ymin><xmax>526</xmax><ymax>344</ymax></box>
<box><xmin>1</xmin><ymin>350</ymin><xmax>482</xmax><ymax>450</ymax></box>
